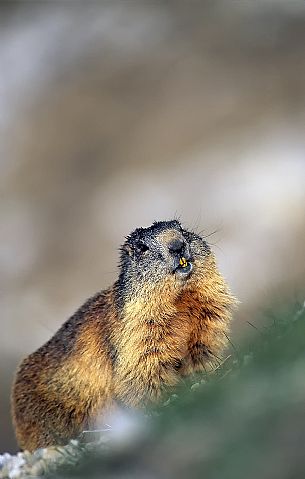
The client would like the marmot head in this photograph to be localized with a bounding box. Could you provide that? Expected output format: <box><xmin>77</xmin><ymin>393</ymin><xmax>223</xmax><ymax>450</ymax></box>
<box><xmin>116</xmin><ymin>220</ymin><xmax>215</xmax><ymax>308</ymax></box>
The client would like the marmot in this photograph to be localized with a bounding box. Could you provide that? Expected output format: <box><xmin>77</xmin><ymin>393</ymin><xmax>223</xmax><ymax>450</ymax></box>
<box><xmin>12</xmin><ymin>220</ymin><xmax>236</xmax><ymax>451</ymax></box>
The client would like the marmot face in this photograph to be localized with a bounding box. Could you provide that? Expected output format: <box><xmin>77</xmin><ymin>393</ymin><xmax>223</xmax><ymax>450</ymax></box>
<box><xmin>118</xmin><ymin>220</ymin><xmax>211</xmax><ymax>298</ymax></box>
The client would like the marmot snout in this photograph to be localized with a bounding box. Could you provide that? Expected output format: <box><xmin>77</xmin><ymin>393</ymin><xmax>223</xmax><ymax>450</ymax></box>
<box><xmin>12</xmin><ymin>220</ymin><xmax>236</xmax><ymax>451</ymax></box>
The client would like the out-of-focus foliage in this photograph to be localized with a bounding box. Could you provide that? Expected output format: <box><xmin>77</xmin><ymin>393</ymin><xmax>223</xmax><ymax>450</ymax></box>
<box><xmin>1</xmin><ymin>302</ymin><xmax>305</xmax><ymax>478</ymax></box>
<box><xmin>40</xmin><ymin>302</ymin><xmax>305</xmax><ymax>479</ymax></box>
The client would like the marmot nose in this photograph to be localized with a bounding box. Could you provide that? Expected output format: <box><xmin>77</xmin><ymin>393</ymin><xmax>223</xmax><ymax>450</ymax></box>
<box><xmin>168</xmin><ymin>239</ymin><xmax>185</xmax><ymax>255</ymax></box>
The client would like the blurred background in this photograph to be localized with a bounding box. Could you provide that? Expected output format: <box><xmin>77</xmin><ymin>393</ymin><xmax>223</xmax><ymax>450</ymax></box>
<box><xmin>1</xmin><ymin>1</ymin><xmax>305</xmax><ymax>452</ymax></box>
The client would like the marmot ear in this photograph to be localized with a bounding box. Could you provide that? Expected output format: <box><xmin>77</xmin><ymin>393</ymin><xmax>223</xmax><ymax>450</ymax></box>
<box><xmin>122</xmin><ymin>244</ymin><xmax>133</xmax><ymax>257</ymax></box>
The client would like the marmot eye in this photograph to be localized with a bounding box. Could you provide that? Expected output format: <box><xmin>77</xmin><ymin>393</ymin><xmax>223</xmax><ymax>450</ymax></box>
<box><xmin>136</xmin><ymin>242</ymin><xmax>149</xmax><ymax>253</ymax></box>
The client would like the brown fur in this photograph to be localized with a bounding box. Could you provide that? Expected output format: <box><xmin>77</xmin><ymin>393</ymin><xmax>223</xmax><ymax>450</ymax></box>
<box><xmin>11</xmin><ymin>221</ymin><xmax>236</xmax><ymax>451</ymax></box>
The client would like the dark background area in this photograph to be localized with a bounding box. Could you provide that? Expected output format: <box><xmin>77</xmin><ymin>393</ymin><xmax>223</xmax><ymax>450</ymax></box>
<box><xmin>1</xmin><ymin>2</ymin><xmax>305</xmax><ymax>452</ymax></box>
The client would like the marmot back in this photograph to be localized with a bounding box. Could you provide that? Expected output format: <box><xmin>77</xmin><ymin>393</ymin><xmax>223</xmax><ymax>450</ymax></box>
<box><xmin>11</xmin><ymin>220</ymin><xmax>236</xmax><ymax>451</ymax></box>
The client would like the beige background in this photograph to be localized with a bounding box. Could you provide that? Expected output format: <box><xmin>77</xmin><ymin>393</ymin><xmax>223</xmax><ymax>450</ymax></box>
<box><xmin>1</xmin><ymin>2</ymin><xmax>305</xmax><ymax>452</ymax></box>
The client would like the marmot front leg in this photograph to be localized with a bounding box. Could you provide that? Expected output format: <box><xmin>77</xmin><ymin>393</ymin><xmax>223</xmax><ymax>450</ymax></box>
<box><xmin>180</xmin><ymin>315</ymin><xmax>229</xmax><ymax>376</ymax></box>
